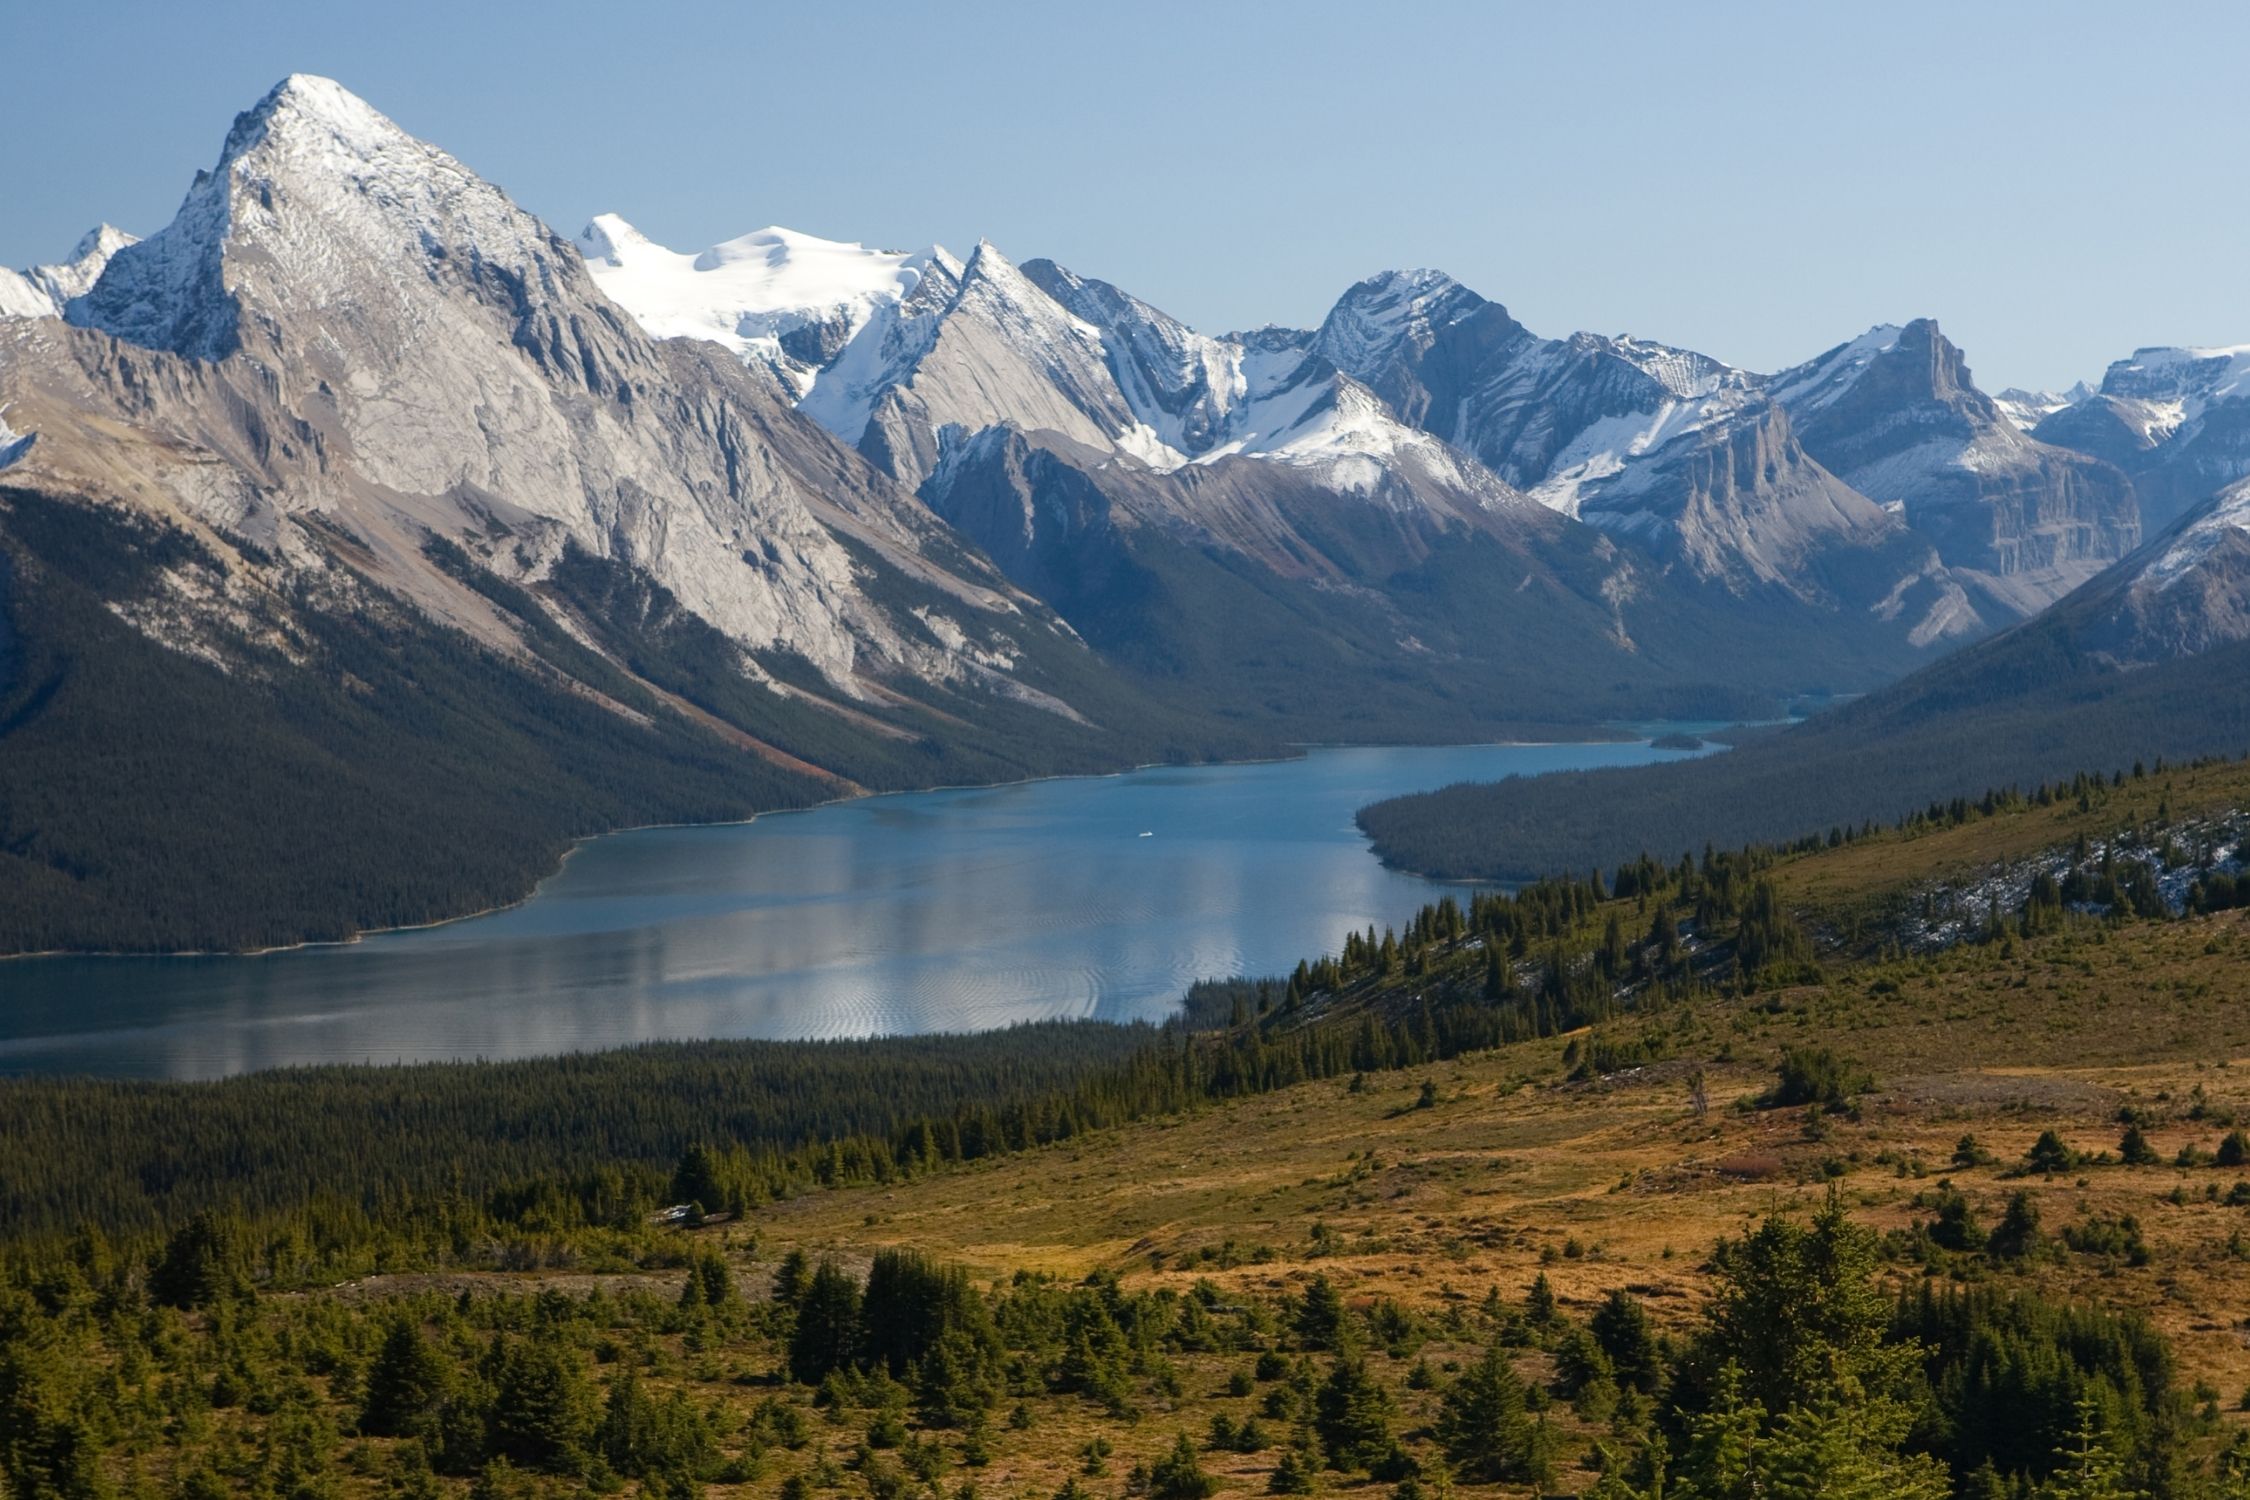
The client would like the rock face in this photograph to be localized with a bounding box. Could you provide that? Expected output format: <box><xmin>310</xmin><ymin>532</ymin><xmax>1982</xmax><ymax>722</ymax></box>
<box><xmin>2065</xmin><ymin>476</ymin><xmax>2250</xmax><ymax>664</ymax></box>
<box><xmin>2</xmin><ymin>75</ymin><xmax>1094</xmax><ymax>714</ymax></box>
<box><xmin>1294</xmin><ymin>272</ymin><xmax>1974</xmax><ymax>628</ymax></box>
<box><xmin>586</xmin><ymin>221</ymin><xmax>1990</xmax><ymax>687</ymax></box>
<box><xmin>2036</xmin><ymin>346</ymin><xmax>2250</xmax><ymax>531</ymax></box>
<box><xmin>1767</xmin><ymin>320</ymin><xmax>2140</xmax><ymax>609</ymax></box>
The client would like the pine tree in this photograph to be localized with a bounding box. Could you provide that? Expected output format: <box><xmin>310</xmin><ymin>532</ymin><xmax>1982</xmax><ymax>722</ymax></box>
<box><xmin>2035</xmin><ymin>1397</ymin><xmax>2145</xmax><ymax>1500</ymax></box>
<box><xmin>1695</xmin><ymin>1195</ymin><xmax>1909</xmax><ymax>1418</ymax></box>
<box><xmin>788</xmin><ymin>1261</ymin><xmax>863</xmax><ymax>1386</ymax></box>
<box><xmin>1296</xmin><ymin>1275</ymin><xmax>1348</xmax><ymax>1350</ymax></box>
<box><xmin>361</xmin><ymin>1319</ymin><xmax>451</xmax><ymax>1437</ymax></box>
<box><xmin>1148</xmin><ymin>1433</ymin><xmax>1218</xmax><ymax>1500</ymax></box>
<box><xmin>2118</xmin><ymin>1125</ymin><xmax>2158</xmax><ymax>1167</ymax></box>
<box><xmin>148</xmin><ymin>1212</ymin><xmax>243</xmax><ymax>1310</ymax></box>
<box><xmin>1058</xmin><ymin>1295</ymin><xmax>1133</xmax><ymax>1414</ymax></box>
<box><xmin>1434</xmin><ymin>1346</ymin><xmax>1531</xmax><ymax>1482</ymax></box>
<box><xmin>1313</xmin><ymin>1354</ymin><xmax>1395</xmax><ymax>1471</ymax></box>
<box><xmin>1590</xmin><ymin>1290</ymin><xmax>1661</xmax><ymax>1393</ymax></box>
<box><xmin>1267</xmin><ymin>1445</ymin><xmax>1319</xmax><ymax>1495</ymax></box>
<box><xmin>485</xmin><ymin>1335</ymin><xmax>593</xmax><ymax>1473</ymax></box>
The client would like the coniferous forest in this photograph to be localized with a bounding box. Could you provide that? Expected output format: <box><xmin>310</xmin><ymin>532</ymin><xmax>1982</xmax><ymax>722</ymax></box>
<box><xmin>12</xmin><ymin>760</ymin><xmax>2250</xmax><ymax>1494</ymax></box>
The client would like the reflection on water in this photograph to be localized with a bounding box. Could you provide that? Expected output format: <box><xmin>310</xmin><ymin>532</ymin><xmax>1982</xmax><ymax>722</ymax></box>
<box><xmin>0</xmin><ymin>739</ymin><xmax>1711</xmax><ymax>1079</ymax></box>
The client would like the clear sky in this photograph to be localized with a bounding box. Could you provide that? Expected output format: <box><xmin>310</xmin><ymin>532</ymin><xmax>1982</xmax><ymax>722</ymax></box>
<box><xmin>7</xmin><ymin>0</ymin><xmax>2243</xmax><ymax>391</ymax></box>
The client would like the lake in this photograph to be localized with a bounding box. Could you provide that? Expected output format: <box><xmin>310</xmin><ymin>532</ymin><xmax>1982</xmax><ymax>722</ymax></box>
<box><xmin>0</xmin><ymin>737</ymin><xmax>1712</xmax><ymax>1079</ymax></box>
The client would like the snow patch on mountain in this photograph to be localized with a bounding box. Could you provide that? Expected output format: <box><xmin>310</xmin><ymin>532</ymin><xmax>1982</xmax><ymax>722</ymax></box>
<box><xmin>1527</xmin><ymin>388</ymin><xmax>1755</xmax><ymax>515</ymax></box>
<box><xmin>71</xmin><ymin>73</ymin><xmax>560</xmax><ymax>361</ymax></box>
<box><xmin>1993</xmin><ymin>384</ymin><xmax>2091</xmax><ymax>432</ymax></box>
<box><xmin>1766</xmin><ymin>324</ymin><xmax>1904</xmax><ymax>411</ymax></box>
<box><xmin>575</xmin><ymin>215</ymin><xmax>933</xmax><ymax>398</ymax></box>
<box><xmin>2103</xmin><ymin>344</ymin><xmax>2250</xmax><ymax>427</ymax></box>
<box><xmin>0</xmin><ymin>225</ymin><xmax>140</xmax><ymax>320</ymax></box>
<box><xmin>1310</xmin><ymin>268</ymin><xmax>1485</xmax><ymax>390</ymax></box>
<box><xmin>0</xmin><ymin>270</ymin><xmax>47</xmax><ymax>320</ymax></box>
<box><xmin>2141</xmin><ymin>476</ymin><xmax>2250</xmax><ymax>592</ymax></box>
<box><xmin>1020</xmin><ymin>258</ymin><xmax>1249</xmax><ymax>457</ymax></box>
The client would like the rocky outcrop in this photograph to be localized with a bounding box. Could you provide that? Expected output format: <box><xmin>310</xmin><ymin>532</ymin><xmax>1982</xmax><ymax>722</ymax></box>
<box><xmin>2036</xmin><ymin>346</ymin><xmax>2250</xmax><ymax>531</ymax></box>
<box><xmin>1770</xmin><ymin>319</ymin><xmax>2140</xmax><ymax>604</ymax></box>
<box><xmin>2</xmin><ymin>75</ymin><xmax>1080</xmax><ymax>714</ymax></box>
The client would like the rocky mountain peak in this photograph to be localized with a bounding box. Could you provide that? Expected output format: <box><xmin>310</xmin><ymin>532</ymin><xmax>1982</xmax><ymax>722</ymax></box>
<box><xmin>69</xmin><ymin>73</ymin><xmax>568</xmax><ymax>364</ymax></box>
<box><xmin>1</xmin><ymin>225</ymin><xmax>141</xmax><ymax>320</ymax></box>
<box><xmin>1312</xmin><ymin>267</ymin><xmax>1506</xmax><ymax>387</ymax></box>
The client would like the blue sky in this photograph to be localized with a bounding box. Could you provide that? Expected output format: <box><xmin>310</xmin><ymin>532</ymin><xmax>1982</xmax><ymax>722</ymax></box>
<box><xmin>7</xmin><ymin>0</ymin><xmax>2243</xmax><ymax>390</ymax></box>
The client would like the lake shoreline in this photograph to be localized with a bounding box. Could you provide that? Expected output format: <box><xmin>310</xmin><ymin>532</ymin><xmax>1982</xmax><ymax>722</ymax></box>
<box><xmin>2</xmin><ymin>733</ymin><xmax>1635</xmax><ymax>965</ymax></box>
<box><xmin>2</xmin><ymin>736</ymin><xmax>1718</xmax><ymax>1080</ymax></box>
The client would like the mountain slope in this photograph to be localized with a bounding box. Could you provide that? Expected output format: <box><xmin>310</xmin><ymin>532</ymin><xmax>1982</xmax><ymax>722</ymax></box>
<box><xmin>1359</xmin><ymin>484</ymin><xmax>2250</xmax><ymax>880</ymax></box>
<box><xmin>0</xmin><ymin>77</ymin><xmax>1260</xmax><ymax>953</ymax></box>
<box><xmin>593</xmin><ymin>227</ymin><xmax>1925</xmax><ymax>729</ymax></box>
<box><xmin>589</xmin><ymin>233</ymin><xmax>1978</xmax><ymax>663</ymax></box>
<box><xmin>1768</xmin><ymin>319</ymin><xmax>2140</xmax><ymax>612</ymax></box>
<box><xmin>2036</xmin><ymin>344</ymin><xmax>2250</xmax><ymax>530</ymax></box>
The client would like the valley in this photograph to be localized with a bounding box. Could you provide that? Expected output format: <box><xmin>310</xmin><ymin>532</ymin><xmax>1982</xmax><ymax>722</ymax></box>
<box><xmin>9</xmin><ymin>754</ymin><xmax>2250</xmax><ymax>1495</ymax></box>
<box><xmin>6</xmin><ymin>41</ymin><xmax>2250</xmax><ymax>1500</ymax></box>
<box><xmin>0</xmin><ymin>738</ymin><xmax>1709</xmax><ymax>1078</ymax></box>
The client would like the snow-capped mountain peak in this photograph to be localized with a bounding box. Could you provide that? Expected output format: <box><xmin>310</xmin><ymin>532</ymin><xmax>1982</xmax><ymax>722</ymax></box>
<box><xmin>69</xmin><ymin>72</ymin><xmax>558</xmax><ymax>361</ymax></box>
<box><xmin>575</xmin><ymin>214</ymin><xmax>936</xmax><ymax>396</ymax></box>
<box><xmin>1992</xmin><ymin>382</ymin><xmax>2093</xmax><ymax>432</ymax></box>
<box><xmin>2103</xmin><ymin>344</ymin><xmax>2250</xmax><ymax>421</ymax></box>
<box><xmin>1020</xmin><ymin>258</ymin><xmax>1249</xmax><ymax>456</ymax></box>
<box><xmin>2027</xmin><ymin>342</ymin><xmax>2250</xmax><ymax>530</ymax></box>
<box><xmin>0</xmin><ymin>224</ymin><xmax>141</xmax><ymax>320</ymax></box>
<box><xmin>12</xmin><ymin>72</ymin><xmax>1080</xmax><ymax>699</ymax></box>
<box><xmin>1311</xmin><ymin>267</ymin><xmax>1489</xmax><ymax>386</ymax></box>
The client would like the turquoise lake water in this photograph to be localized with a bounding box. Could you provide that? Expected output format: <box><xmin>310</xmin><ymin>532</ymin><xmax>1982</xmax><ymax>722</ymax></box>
<box><xmin>0</xmin><ymin>738</ymin><xmax>1710</xmax><ymax>1078</ymax></box>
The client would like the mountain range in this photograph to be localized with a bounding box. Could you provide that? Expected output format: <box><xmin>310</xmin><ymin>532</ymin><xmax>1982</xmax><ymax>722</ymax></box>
<box><xmin>4</xmin><ymin>75</ymin><xmax>2248</xmax><ymax>951</ymax></box>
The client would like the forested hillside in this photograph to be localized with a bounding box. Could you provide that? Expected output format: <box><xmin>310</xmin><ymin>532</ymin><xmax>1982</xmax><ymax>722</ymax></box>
<box><xmin>11</xmin><ymin>755</ymin><xmax>2250</xmax><ymax>1493</ymax></box>
<box><xmin>1359</xmin><ymin>612</ymin><xmax>2250</xmax><ymax>881</ymax></box>
<box><xmin>0</xmin><ymin>490</ymin><xmax>1260</xmax><ymax>954</ymax></box>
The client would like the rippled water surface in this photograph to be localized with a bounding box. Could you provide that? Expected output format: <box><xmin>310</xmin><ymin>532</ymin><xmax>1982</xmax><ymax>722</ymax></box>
<box><xmin>0</xmin><ymin>739</ymin><xmax>1713</xmax><ymax>1078</ymax></box>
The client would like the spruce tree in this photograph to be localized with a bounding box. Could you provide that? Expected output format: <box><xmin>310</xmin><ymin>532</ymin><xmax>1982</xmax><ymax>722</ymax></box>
<box><xmin>788</xmin><ymin>1261</ymin><xmax>863</xmax><ymax>1386</ymax></box>
<box><xmin>361</xmin><ymin>1318</ymin><xmax>451</xmax><ymax>1437</ymax></box>
<box><xmin>1296</xmin><ymin>1275</ymin><xmax>1347</xmax><ymax>1350</ymax></box>
<box><xmin>1434</xmin><ymin>1345</ymin><xmax>1531</xmax><ymax>1482</ymax></box>
<box><xmin>1313</xmin><ymin>1354</ymin><xmax>1395</xmax><ymax>1471</ymax></box>
<box><xmin>1148</xmin><ymin>1433</ymin><xmax>1218</xmax><ymax>1500</ymax></box>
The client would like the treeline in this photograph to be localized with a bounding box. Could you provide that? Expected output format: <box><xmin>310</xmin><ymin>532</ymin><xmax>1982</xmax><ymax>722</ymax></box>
<box><xmin>0</xmin><ymin>1023</ymin><xmax>1162</xmax><ymax>1244</ymax></box>
<box><xmin>0</xmin><ymin>841</ymin><xmax>1804</xmax><ymax>1263</ymax></box>
<box><xmin>0</xmin><ymin>490</ymin><xmax>832</xmax><ymax>954</ymax></box>
<box><xmin>0</xmin><ymin>490</ymin><xmax>1262</xmax><ymax>955</ymax></box>
<box><xmin>1358</xmin><ymin>621</ymin><xmax>2250</xmax><ymax>882</ymax></box>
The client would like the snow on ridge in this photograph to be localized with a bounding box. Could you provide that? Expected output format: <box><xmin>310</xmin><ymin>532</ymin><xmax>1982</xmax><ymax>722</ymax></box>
<box><xmin>1313</xmin><ymin>266</ymin><xmax>1483</xmax><ymax>379</ymax></box>
<box><xmin>1766</xmin><ymin>323</ymin><xmax>1905</xmax><ymax>410</ymax></box>
<box><xmin>576</xmin><ymin>214</ymin><xmax>935</xmax><ymax>393</ymax></box>
<box><xmin>1528</xmin><ymin>395</ymin><xmax>1745</xmax><ymax>514</ymax></box>
<box><xmin>0</xmin><ymin>225</ymin><xmax>141</xmax><ymax>320</ymax></box>
<box><xmin>2140</xmin><ymin>477</ymin><xmax>2250</xmax><ymax>592</ymax></box>
<box><xmin>69</xmin><ymin>72</ymin><xmax>562</xmax><ymax>360</ymax></box>
<box><xmin>1993</xmin><ymin>384</ymin><xmax>2088</xmax><ymax>432</ymax></box>
<box><xmin>0</xmin><ymin>269</ymin><xmax>49</xmax><ymax>320</ymax></box>
<box><xmin>2099</xmin><ymin>345</ymin><xmax>2250</xmax><ymax>432</ymax></box>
